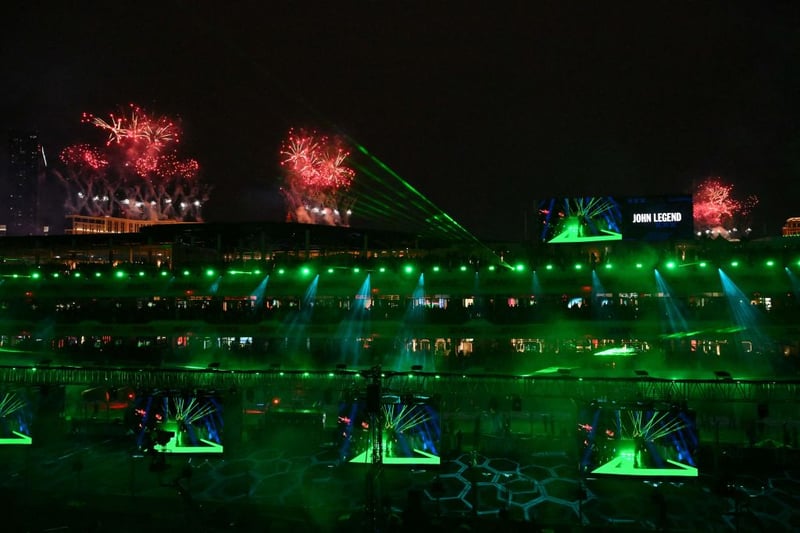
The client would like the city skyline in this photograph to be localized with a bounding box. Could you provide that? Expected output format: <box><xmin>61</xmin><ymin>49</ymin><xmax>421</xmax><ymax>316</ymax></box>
<box><xmin>3</xmin><ymin>2</ymin><xmax>800</xmax><ymax>240</ymax></box>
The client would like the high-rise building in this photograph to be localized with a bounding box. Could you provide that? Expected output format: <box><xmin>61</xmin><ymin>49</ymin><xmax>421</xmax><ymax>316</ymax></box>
<box><xmin>5</xmin><ymin>130</ymin><xmax>45</xmax><ymax>236</ymax></box>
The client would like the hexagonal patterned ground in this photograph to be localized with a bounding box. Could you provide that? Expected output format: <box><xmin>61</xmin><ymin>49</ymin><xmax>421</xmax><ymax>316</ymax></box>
<box><xmin>1</xmin><ymin>432</ymin><xmax>799</xmax><ymax>531</ymax></box>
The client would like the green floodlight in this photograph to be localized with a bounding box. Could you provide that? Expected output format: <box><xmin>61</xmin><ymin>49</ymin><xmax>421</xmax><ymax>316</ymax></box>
<box><xmin>573</xmin><ymin>263</ymin><xmax>582</xmax><ymax>271</ymax></box>
<box><xmin>379</xmin><ymin>266</ymin><xmax>386</xmax><ymax>273</ymax></box>
<box><xmin>31</xmin><ymin>272</ymin><xmax>41</xmax><ymax>280</ymax></box>
<box><xmin>160</xmin><ymin>270</ymin><xmax>169</xmax><ymax>277</ymax></box>
<box><xmin>488</xmin><ymin>265</ymin><xmax>496</xmax><ymax>271</ymax></box>
<box><xmin>514</xmin><ymin>263</ymin><xmax>525</xmax><ymax>272</ymax></box>
<box><xmin>205</xmin><ymin>268</ymin><xmax>216</xmax><ymax>277</ymax></box>
<box><xmin>94</xmin><ymin>272</ymin><xmax>103</xmax><ymax>278</ymax></box>
<box><xmin>353</xmin><ymin>267</ymin><xmax>360</xmax><ymax>274</ymax></box>
<box><xmin>765</xmin><ymin>259</ymin><xmax>775</xmax><ymax>268</ymax></box>
<box><xmin>73</xmin><ymin>272</ymin><xmax>82</xmax><ymax>278</ymax></box>
<box><xmin>699</xmin><ymin>261</ymin><xmax>708</xmax><ymax>268</ymax></box>
<box><xmin>301</xmin><ymin>266</ymin><xmax>312</xmax><ymax>276</ymax></box>
<box><xmin>635</xmin><ymin>263</ymin><xmax>643</xmax><ymax>269</ymax></box>
<box><xmin>730</xmin><ymin>260</ymin><xmax>739</xmax><ymax>268</ymax></box>
<box><xmin>52</xmin><ymin>273</ymin><xmax>60</xmax><ymax>279</ymax></box>
<box><xmin>138</xmin><ymin>271</ymin><xmax>146</xmax><ymax>277</ymax></box>
<box><xmin>545</xmin><ymin>264</ymin><xmax>554</xmax><ymax>271</ymax></box>
<box><xmin>665</xmin><ymin>261</ymin><xmax>677</xmax><ymax>270</ymax></box>
<box><xmin>604</xmin><ymin>263</ymin><xmax>613</xmax><ymax>270</ymax></box>
<box><xmin>327</xmin><ymin>267</ymin><xmax>335</xmax><ymax>274</ymax></box>
<box><xmin>459</xmin><ymin>265</ymin><xmax>468</xmax><ymax>272</ymax></box>
<box><xmin>432</xmin><ymin>265</ymin><xmax>441</xmax><ymax>272</ymax></box>
<box><xmin>254</xmin><ymin>269</ymin><xmax>262</xmax><ymax>275</ymax></box>
<box><xmin>403</xmin><ymin>265</ymin><xmax>414</xmax><ymax>274</ymax></box>
<box><xmin>277</xmin><ymin>268</ymin><xmax>286</xmax><ymax>275</ymax></box>
<box><xmin>182</xmin><ymin>269</ymin><xmax>191</xmax><ymax>276</ymax></box>
<box><xmin>114</xmin><ymin>270</ymin><xmax>126</xmax><ymax>279</ymax></box>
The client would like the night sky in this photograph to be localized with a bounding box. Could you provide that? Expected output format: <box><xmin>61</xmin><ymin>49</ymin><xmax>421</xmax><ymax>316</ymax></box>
<box><xmin>3</xmin><ymin>1</ymin><xmax>800</xmax><ymax>241</ymax></box>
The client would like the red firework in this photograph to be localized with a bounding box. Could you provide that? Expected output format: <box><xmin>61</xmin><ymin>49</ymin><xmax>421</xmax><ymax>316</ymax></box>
<box><xmin>55</xmin><ymin>104</ymin><xmax>208</xmax><ymax>222</ymax></box>
<box><xmin>279</xmin><ymin>128</ymin><xmax>356</xmax><ymax>226</ymax></box>
<box><xmin>693</xmin><ymin>176</ymin><xmax>758</xmax><ymax>236</ymax></box>
<box><xmin>84</xmin><ymin>103</ymin><xmax>180</xmax><ymax>149</ymax></box>
<box><xmin>60</xmin><ymin>144</ymin><xmax>108</xmax><ymax>171</ymax></box>
<box><xmin>280</xmin><ymin>128</ymin><xmax>354</xmax><ymax>192</ymax></box>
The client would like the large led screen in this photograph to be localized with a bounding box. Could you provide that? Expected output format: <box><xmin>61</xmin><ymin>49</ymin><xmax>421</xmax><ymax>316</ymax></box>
<box><xmin>0</xmin><ymin>387</ymin><xmax>33</xmax><ymax>445</ymax></box>
<box><xmin>577</xmin><ymin>400</ymin><xmax>699</xmax><ymax>478</ymax></box>
<box><xmin>130</xmin><ymin>390</ymin><xmax>224</xmax><ymax>454</ymax></box>
<box><xmin>622</xmin><ymin>194</ymin><xmax>694</xmax><ymax>241</ymax></box>
<box><xmin>537</xmin><ymin>195</ymin><xmax>693</xmax><ymax>244</ymax></box>
<box><xmin>538</xmin><ymin>197</ymin><xmax>624</xmax><ymax>244</ymax></box>
<box><xmin>337</xmin><ymin>394</ymin><xmax>441</xmax><ymax>466</ymax></box>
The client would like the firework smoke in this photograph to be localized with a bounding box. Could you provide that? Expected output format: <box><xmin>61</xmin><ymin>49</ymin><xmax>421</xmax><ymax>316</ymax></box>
<box><xmin>279</xmin><ymin>128</ymin><xmax>356</xmax><ymax>226</ymax></box>
<box><xmin>54</xmin><ymin>103</ymin><xmax>211</xmax><ymax>222</ymax></box>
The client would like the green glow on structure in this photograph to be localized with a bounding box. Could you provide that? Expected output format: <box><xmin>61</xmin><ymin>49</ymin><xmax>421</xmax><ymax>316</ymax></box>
<box><xmin>594</xmin><ymin>347</ymin><xmax>638</xmax><ymax>357</ymax></box>
<box><xmin>349</xmin><ymin>448</ymin><xmax>440</xmax><ymax>466</ymax></box>
<box><xmin>591</xmin><ymin>454</ymin><xmax>697</xmax><ymax>477</ymax></box>
<box><xmin>0</xmin><ymin>431</ymin><xmax>32</xmax><ymax>446</ymax></box>
<box><xmin>548</xmin><ymin>228</ymin><xmax>622</xmax><ymax>244</ymax></box>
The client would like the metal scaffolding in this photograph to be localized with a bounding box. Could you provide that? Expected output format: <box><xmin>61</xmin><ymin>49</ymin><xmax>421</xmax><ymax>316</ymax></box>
<box><xmin>2</xmin><ymin>365</ymin><xmax>799</xmax><ymax>405</ymax></box>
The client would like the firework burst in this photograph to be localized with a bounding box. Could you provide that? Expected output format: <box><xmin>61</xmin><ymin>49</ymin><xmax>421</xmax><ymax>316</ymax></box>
<box><xmin>279</xmin><ymin>128</ymin><xmax>356</xmax><ymax>226</ymax></box>
<box><xmin>55</xmin><ymin>104</ymin><xmax>209</xmax><ymax>222</ymax></box>
<box><xmin>84</xmin><ymin>103</ymin><xmax>180</xmax><ymax>148</ymax></box>
<box><xmin>693</xmin><ymin>176</ymin><xmax>758</xmax><ymax>239</ymax></box>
